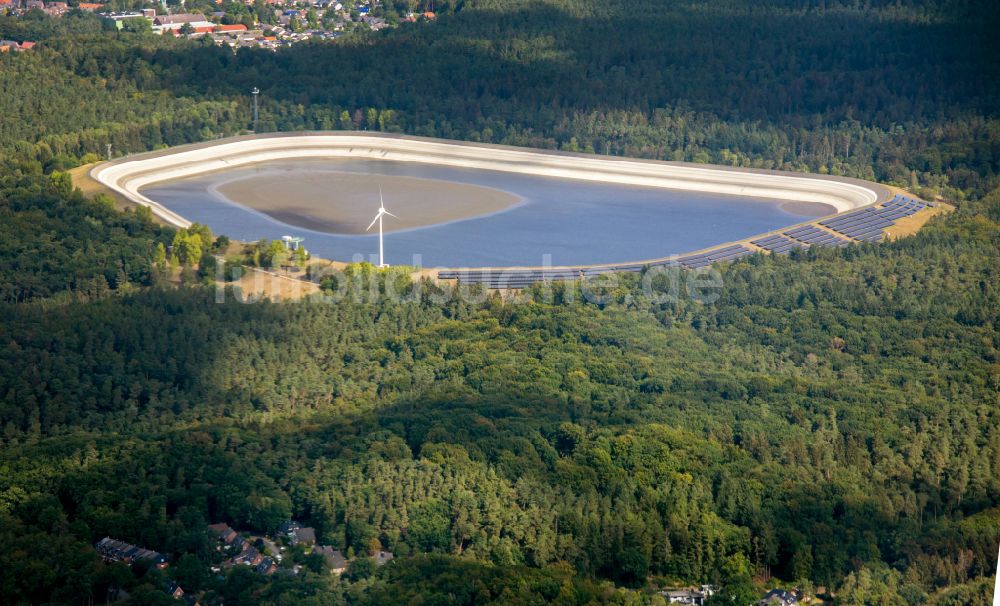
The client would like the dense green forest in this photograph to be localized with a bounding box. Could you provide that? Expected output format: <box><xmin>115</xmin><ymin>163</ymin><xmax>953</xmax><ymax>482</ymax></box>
<box><xmin>2</xmin><ymin>170</ymin><xmax>999</xmax><ymax>604</ymax></box>
<box><xmin>0</xmin><ymin>0</ymin><xmax>998</xmax><ymax>604</ymax></box>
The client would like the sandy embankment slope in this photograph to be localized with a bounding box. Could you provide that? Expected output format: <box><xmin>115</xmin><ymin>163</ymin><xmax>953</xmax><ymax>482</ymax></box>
<box><xmin>90</xmin><ymin>132</ymin><xmax>887</xmax><ymax>230</ymax></box>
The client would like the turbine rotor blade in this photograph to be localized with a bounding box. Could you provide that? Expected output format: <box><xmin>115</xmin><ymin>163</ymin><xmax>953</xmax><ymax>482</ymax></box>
<box><xmin>366</xmin><ymin>213</ymin><xmax>381</xmax><ymax>231</ymax></box>
<box><xmin>383</xmin><ymin>210</ymin><xmax>399</xmax><ymax>219</ymax></box>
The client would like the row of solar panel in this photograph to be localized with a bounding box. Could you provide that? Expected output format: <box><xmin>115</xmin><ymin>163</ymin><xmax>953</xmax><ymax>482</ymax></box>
<box><xmin>818</xmin><ymin>195</ymin><xmax>926</xmax><ymax>240</ymax></box>
<box><xmin>882</xmin><ymin>202</ymin><xmax>922</xmax><ymax>215</ymax></box>
<box><xmin>784</xmin><ymin>225</ymin><xmax>850</xmax><ymax>246</ymax></box>
<box><xmin>856</xmin><ymin>231</ymin><xmax>885</xmax><ymax>242</ymax></box>
<box><xmin>750</xmin><ymin>234</ymin><xmax>805</xmax><ymax>254</ymax></box>
<box><xmin>437</xmin><ymin>245</ymin><xmax>756</xmax><ymax>287</ymax></box>
<box><xmin>677</xmin><ymin>244</ymin><xmax>754</xmax><ymax>268</ymax></box>
<box><xmin>882</xmin><ymin>195</ymin><xmax>930</xmax><ymax>211</ymax></box>
<box><xmin>891</xmin><ymin>205</ymin><xmax>922</xmax><ymax>215</ymax></box>
<box><xmin>824</xmin><ymin>213</ymin><xmax>894</xmax><ymax>239</ymax></box>
<box><xmin>437</xmin><ymin>269</ymin><xmax>581</xmax><ymax>285</ymax></box>
<box><xmin>883</xmin><ymin>198</ymin><xmax>926</xmax><ymax>215</ymax></box>
<box><xmin>752</xmin><ymin>194</ymin><xmax>927</xmax><ymax>252</ymax></box>
<box><xmin>822</xmin><ymin>205</ymin><xmax>922</xmax><ymax>229</ymax></box>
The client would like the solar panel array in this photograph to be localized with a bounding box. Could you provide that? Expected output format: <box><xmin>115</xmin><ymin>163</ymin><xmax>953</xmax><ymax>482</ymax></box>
<box><xmin>749</xmin><ymin>234</ymin><xmax>804</xmax><ymax>254</ymax></box>
<box><xmin>783</xmin><ymin>225</ymin><xmax>851</xmax><ymax>247</ymax></box>
<box><xmin>819</xmin><ymin>195</ymin><xmax>925</xmax><ymax>241</ymax></box>
<box><xmin>438</xmin><ymin>195</ymin><xmax>927</xmax><ymax>288</ymax></box>
<box><xmin>437</xmin><ymin>268</ymin><xmax>585</xmax><ymax>290</ymax></box>
<box><xmin>438</xmin><ymin>245</ymin><xmax>754</xmax><ymax>288</ymax></box>
<box><xmin>676</xmin><ymin>244</ymin><xmax>754</xmax><ymax>269</ymax></box>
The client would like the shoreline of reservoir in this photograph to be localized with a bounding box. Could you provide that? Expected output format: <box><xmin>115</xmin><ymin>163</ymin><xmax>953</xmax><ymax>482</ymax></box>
<box><xmin>90</xmin><ymin>132</ymin><xmax>892</xmax><ymax>269</ymax></box>
<box><xmin>92</xmin><ymin>132</ymin><xmax>887</xmax><ymax>227</ymax></box>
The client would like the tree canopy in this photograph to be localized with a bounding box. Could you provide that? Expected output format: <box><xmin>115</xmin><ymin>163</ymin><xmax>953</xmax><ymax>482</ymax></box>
<box><xmin>0</xmin><ymin>0</ymin><xmax>997</xmax><ymax>603</ymax></box>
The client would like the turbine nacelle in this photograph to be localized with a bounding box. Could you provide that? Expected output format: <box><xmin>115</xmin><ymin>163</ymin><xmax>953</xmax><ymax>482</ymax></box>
<box><xmin>365</xmin><ymin>208</ymin><xmax>399</xmax><ymax>231</ymax></box>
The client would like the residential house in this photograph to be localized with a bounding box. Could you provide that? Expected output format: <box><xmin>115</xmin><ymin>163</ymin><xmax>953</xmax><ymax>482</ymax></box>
<box><xmin>313</xmin><ymin>546</ymin><xmax>348</xmax><ymax>574</ymax></box>
<box><xmin>759</xmin><ymin>589</ymin><xmax>800</xmax><ymax>606</ymax></box>
<box><xmin>166</xmin><ymin>582</ymin><xmax>185</xmax><ymax>600</ymax></box>
<box><xmin>94</xmin><ymin>537</ymin><xmax>169</xmax><ymax>569</ymax></box>
<box><xmin>660</xmin><ymin>585</ymin><xmax>716</xmax><ymax>606</ymax></box>
<box><xmin>2</xmin><ymin>39</ymin><xmax>36</xmax><ymax>52</ymax></box>
<box><xmin>231</xmin><ymin>546</ymin><xmax>263</xmax><ymax>566</ymax></box>
<box><xmin>208</xmin><ymin>522</ymin><xmax>238</xmax><ymax>546</ymax></box>
<box><xmin>278</xmin><ymin>521</ymin><xmax>302</xmax><ymax>534</ymax></box>
<box><xmin>279</xmin><ymin>521</ymin><xmax>317</xmax><ymax>546</ymax></box>
<box><xmin>374</xmin><ymin>550</ymin><xmax>394</xmax><ymax>566</ymax></box>
<box><xmin>662</xmin><ymin>590</ymin><xmax>702</xmax><ymax>606</ymax></box>
<box><xmin>255</xmin><ymin>556</ymin><xmax>278</xmax><ymax>575</ymax></box>
<box><xmin>360</xmin><ymin>15</ymin><xmax>384</xmax><ymax>29</ymax></box>
<box><xmin>165</xmin><ymin>582</ymin><xmax>202</xmax><ymax>605</ymax></box>
<box><xmin>291</xmin><ymin>527</ymin><xmax>316</xmax><ymax>546</ymax></box>
<box><xmin>43</xmin><ymin>1</ymin><xmax>67</xmax><ymax>15</ymax></box>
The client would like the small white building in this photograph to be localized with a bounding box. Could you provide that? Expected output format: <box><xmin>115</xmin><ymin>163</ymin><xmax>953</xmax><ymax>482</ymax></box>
<box><xmin>281</xmin><ymin>235</ymin><xmax>304</xmax><ymax>251</ymax></box>
<box><xmin>660</xmin><ymin>585</ymin><xmax>716</xmax><ymax>606</ymax></box>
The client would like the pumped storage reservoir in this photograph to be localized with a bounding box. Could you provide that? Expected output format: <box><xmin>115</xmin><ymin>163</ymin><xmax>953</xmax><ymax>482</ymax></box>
<box><xmin>92</xmin><ymin>133</ymin><xmax>897</xmax><ymax>271</ymax></box>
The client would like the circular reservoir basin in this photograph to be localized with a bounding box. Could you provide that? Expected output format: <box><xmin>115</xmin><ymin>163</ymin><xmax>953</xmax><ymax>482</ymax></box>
<box><xmin>140</xmin><ymin>157</ymin><xmax>836</xmax><ymax>268</ymax></box>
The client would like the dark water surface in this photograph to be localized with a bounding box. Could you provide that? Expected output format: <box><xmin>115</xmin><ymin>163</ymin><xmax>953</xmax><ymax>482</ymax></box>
<box><xmin>142</xmin><ymin>158</ymin><xmax>823</xmax><ymax>267</ymax></box>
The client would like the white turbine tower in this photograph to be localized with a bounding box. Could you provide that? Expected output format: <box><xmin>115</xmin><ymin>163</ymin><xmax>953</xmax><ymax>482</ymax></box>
<box><xmin>365</xmin><ymin>185</ymin><xmax>398</xmax><ymax>268</ymax></box>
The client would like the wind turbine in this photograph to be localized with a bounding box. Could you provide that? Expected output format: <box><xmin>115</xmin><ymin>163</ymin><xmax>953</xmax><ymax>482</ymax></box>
<box><xmin>365</xmin><ymin>185</ymin><xmax>398</xmax><ymax>268</ymax></box>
